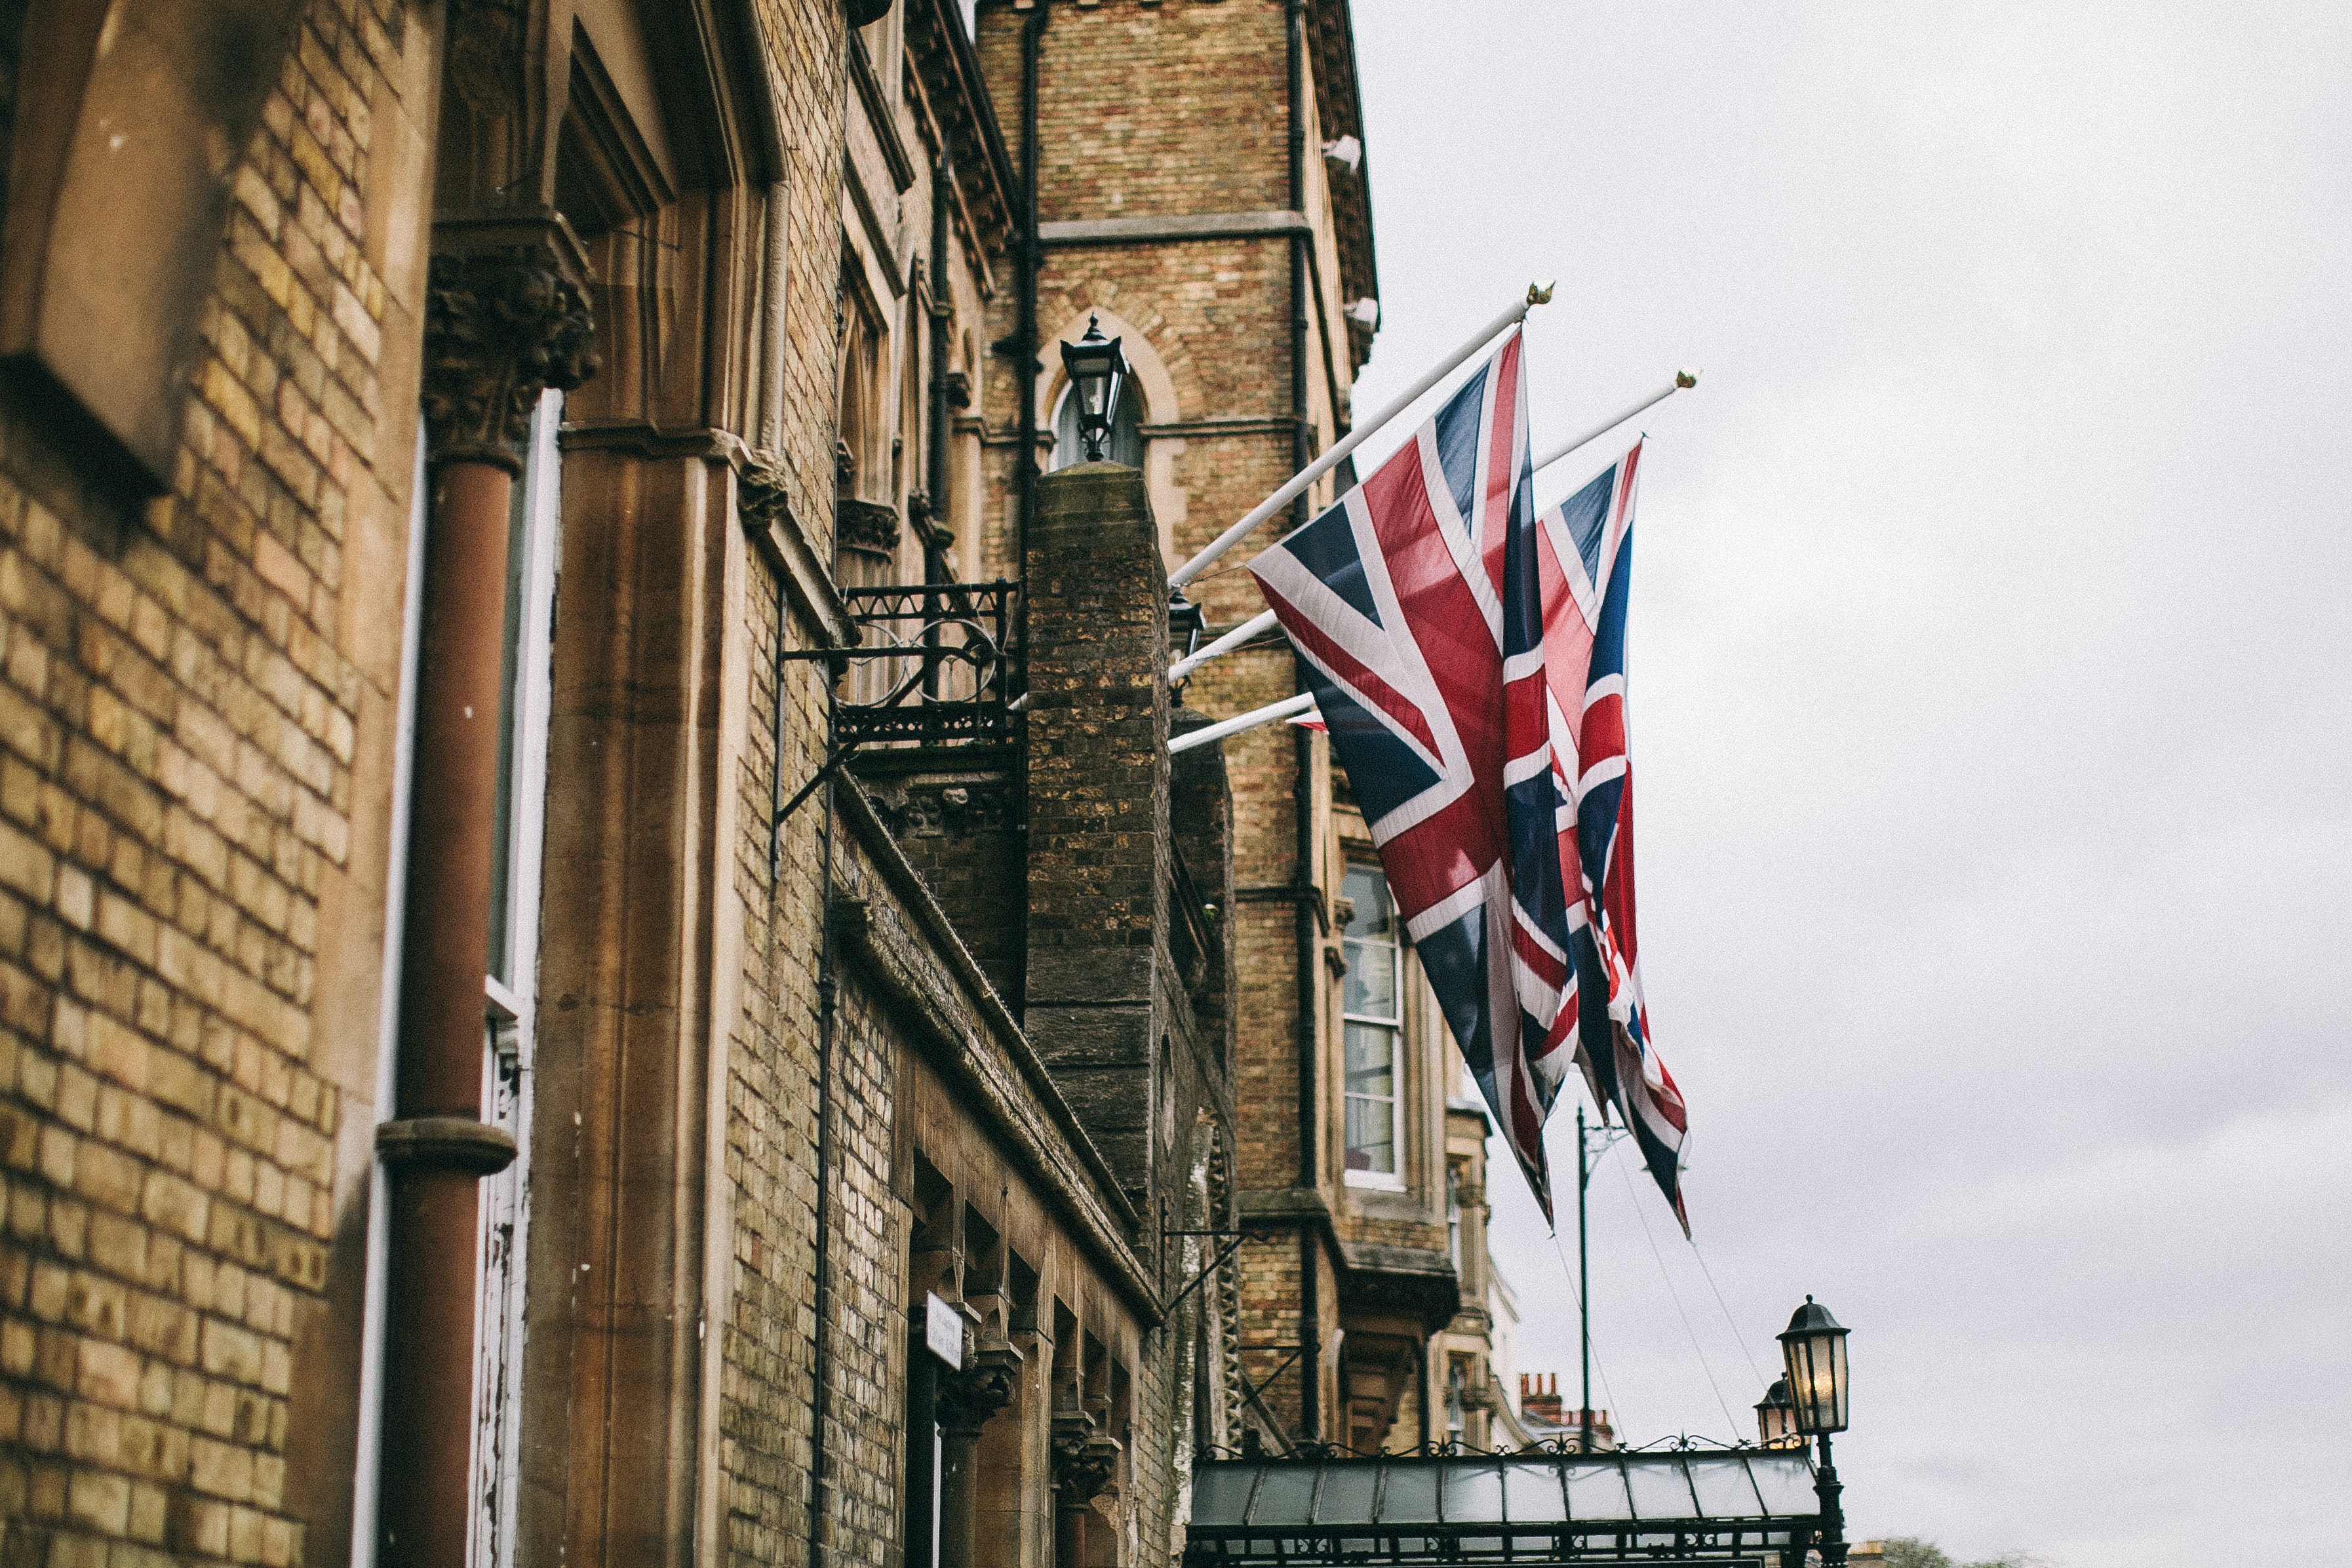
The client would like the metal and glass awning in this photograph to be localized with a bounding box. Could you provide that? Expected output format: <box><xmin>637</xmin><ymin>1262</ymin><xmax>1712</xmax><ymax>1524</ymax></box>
<box><xmin>1186</xmin><ymin>1450</ymin><xmax>1821</xmax><ymax>1567</ymax></box>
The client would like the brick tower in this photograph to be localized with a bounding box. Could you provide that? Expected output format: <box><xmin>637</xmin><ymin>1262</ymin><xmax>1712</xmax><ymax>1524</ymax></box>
<box><xmin>977</xmin><ymin>0</ymin><xmax>1483</xmax><ymax>1453</ymax></box>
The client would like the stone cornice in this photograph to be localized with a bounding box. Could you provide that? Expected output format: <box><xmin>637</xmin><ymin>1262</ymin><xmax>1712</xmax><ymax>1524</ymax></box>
<box><xmin>1038</xmin><ymin>210</ymin><xmax>1310</xmax><ymax>248</ymax></box>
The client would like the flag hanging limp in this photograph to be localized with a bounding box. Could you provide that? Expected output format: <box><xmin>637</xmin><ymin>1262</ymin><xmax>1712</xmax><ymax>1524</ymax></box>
<box><xmin>1536</xmin><ymin>444</ymin><xmax>1690</xmax><ymax>1234</ymax></box>
<box><xmin>1247</xmin><ymin>332</ymin><xmax>1688</xmax><ymax>1230</ymax></box>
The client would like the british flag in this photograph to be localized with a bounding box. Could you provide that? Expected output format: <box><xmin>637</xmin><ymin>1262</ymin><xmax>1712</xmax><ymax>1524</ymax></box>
<box><xmin>1535</xmin><ymin>442</ymin><xmax>1690</xmax><ymax>1231</ymax></box>
<box><xmin>1248</xmin><ymin>329</ymin><xmax>1584</xmax><ymax>1219</ymax></box>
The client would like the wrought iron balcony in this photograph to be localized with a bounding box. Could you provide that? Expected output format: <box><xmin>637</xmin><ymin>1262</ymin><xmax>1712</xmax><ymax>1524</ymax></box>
<box><xmin>836</xmin><ymin>580</ymin><xmax>1021</xmax><ymax>749</ymax></box>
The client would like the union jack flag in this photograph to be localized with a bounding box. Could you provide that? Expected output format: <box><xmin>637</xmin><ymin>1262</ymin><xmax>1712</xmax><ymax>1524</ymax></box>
<box><xmin>1249</xmin><ymin>330</ymin><xmax>1582</xmax><ymax>1219</ymax></box>
<box><xmin>1535</xmin><ymin>443</ymin><xmax>1689</xmax><ymax>1231</ymax></box>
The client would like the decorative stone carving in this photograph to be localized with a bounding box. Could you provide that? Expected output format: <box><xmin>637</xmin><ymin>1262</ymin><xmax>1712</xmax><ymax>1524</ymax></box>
<box><xmin>837</xmin><ymin>497</ymin><xmax>903</xmax><ymax>559</ymax></box>
<box><xmin>944</xmin><ymin>370</ymin><xmax>972</xmax><ymax>409</ymax></box>
<box><xmin>740</xmin><ymin>459</ymin><xmax>793</xmax><ymax>530</ymax></box>
<box><xmin>862</xmin><ymin>777</ymin><xmax>1013</xmax><ymax>840</ymax></box>
<box><xmin>1050</xmin><ymin>1412</ymin><xmax>1121</xmax><ymax>1507</ymax></box>
<box><xmin>423</xmin><ymin>245</ymin><xmax>598</xmax><ymax>469</ymax></box>
<box><xmin>935</xmin><ymin>1350</ymin><xmax>1019</xmax><ymax>1439</ymax></box>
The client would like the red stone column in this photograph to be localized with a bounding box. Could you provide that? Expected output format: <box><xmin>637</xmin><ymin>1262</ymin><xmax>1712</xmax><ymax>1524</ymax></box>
<box><xmin>374</xmin><ymin>239</ymin><xmax>593</xmax><ymax>1567</ymax></box>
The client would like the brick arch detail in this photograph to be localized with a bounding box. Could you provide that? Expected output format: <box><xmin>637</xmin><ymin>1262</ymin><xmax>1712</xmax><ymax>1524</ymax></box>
<box><xmin>1038</xmin><ymin>305</ymin><xmax>1188</xmax><ymax>568</ymax></box>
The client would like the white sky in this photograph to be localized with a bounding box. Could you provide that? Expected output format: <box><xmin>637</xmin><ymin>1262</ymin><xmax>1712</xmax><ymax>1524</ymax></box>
<box><xmin>1341</xmin><ymin>4</ymin><xmax>2352</xmax><ymax>1563</ymax></box>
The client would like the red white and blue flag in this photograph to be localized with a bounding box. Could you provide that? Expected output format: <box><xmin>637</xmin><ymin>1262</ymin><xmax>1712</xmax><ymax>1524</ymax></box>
<box><xmin>1249</xmin><ymin>330</ymin><xmax>1584</xmax><ymax>1218</ymax></box>
<box><xmin>1535</xmin><ymin>444</ymin><xmax>1689</xmax><ymax>1232</ymax></box>
<box><xmin>1247</xmin><ymin>336</ymin><xmax>1689</xmax><ymax>1229</ymax></box>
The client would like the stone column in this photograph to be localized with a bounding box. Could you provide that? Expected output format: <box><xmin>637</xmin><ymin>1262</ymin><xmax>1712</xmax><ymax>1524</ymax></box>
<box><xmin>935</xmin><ymin>1349</ymin><xmax>1020</xmax><ymax>1568</ymax></box>
<box><xmin>375</xmin><ymin>233</ymin><xmax>594</xmax><ymax>1567</ymax></box>
<box><xmin>1048</xmin><ymin>1413</ymin><xmax>1120</xmax><ymax>1568</ymax></box>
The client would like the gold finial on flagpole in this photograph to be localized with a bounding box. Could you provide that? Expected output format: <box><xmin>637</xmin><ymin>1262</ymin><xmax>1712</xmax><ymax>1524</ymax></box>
<box><xmin>1676</xmin><ymin>368</ymin><xmax>1700</xmax><ymax>388</ymax></box>
<box><xmin>1528</xmin><ymin>280</ymin><xmax>1557</xmax><ymax>305</ymax></box>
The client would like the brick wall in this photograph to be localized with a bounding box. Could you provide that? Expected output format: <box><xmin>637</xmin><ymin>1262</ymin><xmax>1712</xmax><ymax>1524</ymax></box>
<box><xmin>0</xmin><ymin>1</ymin><xmax>427</xmax><ymax>1563</ymax></box>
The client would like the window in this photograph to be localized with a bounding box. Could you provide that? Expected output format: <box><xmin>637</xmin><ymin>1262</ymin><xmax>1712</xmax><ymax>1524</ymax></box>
<box><xmin>1446</xmin><ymin>1164</ymin><xmax>1462</xmax><ymax>1271</ymax></box>
<box><xmin>473</xmin><ymin>391</ymin><xmax>563</xmax><ymax>1568</ymax></box>
<box><xmin>1342</xmin><ymin>863</ymin><xmax>1403</xmax><ymax>1187</ymax></box>
<box><xmin>1049</xmin><ymin>380</ymin><xmax>1144</xmax><ymax>471</ymax></box>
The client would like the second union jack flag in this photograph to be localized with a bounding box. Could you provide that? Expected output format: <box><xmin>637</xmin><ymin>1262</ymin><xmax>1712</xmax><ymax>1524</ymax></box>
<box><xmin>1537</xmin><ymin>443</ymin><xmax>1690</xmax><ymax>1231</ymax></box>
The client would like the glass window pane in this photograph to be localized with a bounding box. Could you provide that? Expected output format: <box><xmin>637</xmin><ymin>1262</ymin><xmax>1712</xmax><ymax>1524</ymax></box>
<box><xmin>1622</xmin><ymin>1459</ymin><xmax>1698</xmax><ymax>1521</ymax></box>
<box><xmin>1745</xmin><ymin>1455</ymin><xmax>1819</xmax><ymax>1519</ymax></box>
<box><xmin>1250</xmin><ymin>1467</ymin><xmax>1316</xmax><ymax>1526</ymax></box>
<box><xmin>1193</xmin><ymin>1466</ymin><xmax>1259</xmax><ymax>1525</ymax></box>
<box><xmin>1343</xmin><ymin>1023</ymin><xmax>1394</xmax><ymax>1096</ymax></box>
<box><xmin>1344</xmin><ymin>1094</ymin><xmax>1394</xmax><ymax>1173</ymax></box>
<box><xmin>486</xmin><ymin>448</ymin><xmax>532</xmax><ymax>984</ymax></box>
<box><xmin>1343</xmin><ymin>939</ymin><xmax>1396</xmax><ymax>1019</ymax></box>
<box><xmin>1379</xmin><ymin>1462</ymin><xmax>1440</xmax><ymax>1524</ymax></box>
<box><xmin>1563</xmin><ymin>1462</ymin><xmax>1631</xmax><ymax>1522</ymax></box>
<box><xmin>1500</xmin><ymin>1460</ymin><xmax>1566</xmax><ymax>1523</ymax></box>
<box><xmin>1343</xmin><ymin>865</ymin><xmax>1392</xmax><ymax>938</ymax></box>
<box><xmin>1439</xmin><ymin>1462</ymin><xmax>1502</xmax><ymax>1525</ymax></box>
<box><xmin>1314</xmin><ymin>1465</ymin><xmax>1378</xmax><ymax>1525</ymax></box>
<box><xmin>1685</xmin><ymin>1457</ymin><xmax>1763</xmax><ymax>1518</ymax></box>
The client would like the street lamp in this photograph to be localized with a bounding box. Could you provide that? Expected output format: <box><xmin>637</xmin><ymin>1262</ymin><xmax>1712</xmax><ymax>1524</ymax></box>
<box><xmin>1777</xmin><ymin>1297</ymin><xmax>1851</xmax><ymax>1568</ymax></box>
<box><xmin>1753</xmin><ymin>1377</ymin><xmax>1801</xmax><ymax>1449</ymax></box>
<box><xmin>1059</xmin><ymin>315</ymin><xmax>1129</xmax><ymax>463</ymax></box>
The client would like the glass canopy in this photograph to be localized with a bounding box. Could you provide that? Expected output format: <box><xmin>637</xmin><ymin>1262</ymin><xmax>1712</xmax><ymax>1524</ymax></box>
<box><xmin>1187</xmin><ymin>1451</ymin><xmax>1821</xmax><ymax>1567</ymax></box>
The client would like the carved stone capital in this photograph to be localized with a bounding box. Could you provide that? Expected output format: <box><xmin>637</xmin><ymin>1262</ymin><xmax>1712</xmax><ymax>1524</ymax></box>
<box><xmin>1049</xmin><ymin>1413</ymin><xmax>1120</xmax><ymax>1507</ymax></box>
<box><xmin>423</xmin><ymin>235</ymin><xmax>598</xmax><ymax>471</ymax></box>
<box><xmin>935</xmin><ymin>1350</ymin><xmax>1019</xmax><ymax>1438</ymax></box>
<box><xmin>837</xmin><ymin>498</ymin><xmax>902</xmax><ymax>559</ymax></box>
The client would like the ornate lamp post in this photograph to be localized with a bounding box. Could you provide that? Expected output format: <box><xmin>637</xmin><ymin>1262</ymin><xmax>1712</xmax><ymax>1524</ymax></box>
<box><xmin>1754</xmin><ymin>1377</ymin><xmax>1801</xmax><ymax>1450</ymax></box>
<box><xmin>1778</xmin><ymin>1297</ymin><xmax>1851</xmax><ymax>1567</ymax></box>
<box><xmin>1059</xmin><ymin>315</ymin><xmax>1130</xmax><ymax>462</ymax></box>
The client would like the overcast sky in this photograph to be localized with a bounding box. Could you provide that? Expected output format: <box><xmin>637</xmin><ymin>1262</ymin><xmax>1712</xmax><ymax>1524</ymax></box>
<box><xmin>1340</xmin><ymin>4</ymin><xmax>2352</xmax><ymax>1563</ymax></box>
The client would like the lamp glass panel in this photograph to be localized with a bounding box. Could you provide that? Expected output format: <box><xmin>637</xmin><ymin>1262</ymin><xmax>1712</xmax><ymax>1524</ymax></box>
<box><xmin>1829</xmin><ymin>1331</ymin><xmax>1849</xmax><ymax>1430</ymax></box>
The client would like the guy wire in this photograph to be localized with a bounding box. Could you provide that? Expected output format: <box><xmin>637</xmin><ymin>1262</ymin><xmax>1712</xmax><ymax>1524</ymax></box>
<box><xmin>1611</xmin><ymin>1140</ymin><xmax>1741</xmax><ymax>1442</ymax></box>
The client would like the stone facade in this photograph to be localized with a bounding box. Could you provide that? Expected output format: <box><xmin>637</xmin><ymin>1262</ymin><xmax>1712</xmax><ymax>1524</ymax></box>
<box><xmin>0</xmin><ymin>5</ymin><xmax>1517</xmax><ymax>1568</ymax></box>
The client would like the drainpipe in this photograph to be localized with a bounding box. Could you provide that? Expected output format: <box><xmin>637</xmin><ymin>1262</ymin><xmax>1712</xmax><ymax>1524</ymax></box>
<box><xmin>380</xmin><ymin>242</ymin><xmax>593</xmax><ymax>1567</ymax></box>
<box><xmin>1011</xmin><ymin>0</ymin><xmax>1049</xmax><ymax>1024</ymax></box>
<box><xmin>928</xmin><ymin>155</ymin><xmax>954</xmax><ymax>585</ymax></box>
<box><xmin>1284</xmin><ymin>0</ymin><xmax>1323</xmax><ymax>1448</ymax></box>
<box><xmin>805</xmin><ymin>770</ymin><xmax>842</xmax><ymax>1568</ymax></box>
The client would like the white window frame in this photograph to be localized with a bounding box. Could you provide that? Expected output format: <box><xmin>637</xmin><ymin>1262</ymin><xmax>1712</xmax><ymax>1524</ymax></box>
<box><xmin>469</xmin><ymin>390</ymin><xmax>563</xmax><ymax>1568</ymax></box>
<box><xmin>1341</xmin><ymin>861</ymin><xmax>1407</xmax><ymax>1192</ymax></box>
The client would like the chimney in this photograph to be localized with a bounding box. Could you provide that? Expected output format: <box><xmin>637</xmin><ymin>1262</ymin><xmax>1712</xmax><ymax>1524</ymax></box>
<box><xmin>1519</xmin><ymin>1373</ymin><xmax>1563</xmax><ymax>1427</ymax></box>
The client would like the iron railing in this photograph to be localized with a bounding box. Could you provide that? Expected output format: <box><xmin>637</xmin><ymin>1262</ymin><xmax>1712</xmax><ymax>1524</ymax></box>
<box><xmin>836</xmin><ymin>580</ymin><xmax>1021</xmax><ymax>748</ymax></box>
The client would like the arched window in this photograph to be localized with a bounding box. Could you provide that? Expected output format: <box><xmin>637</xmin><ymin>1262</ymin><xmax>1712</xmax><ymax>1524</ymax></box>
<box><xmin>1049</xmin><ymin>380</ymin><xmax>1144</xmax><ymax>470</ymax></box>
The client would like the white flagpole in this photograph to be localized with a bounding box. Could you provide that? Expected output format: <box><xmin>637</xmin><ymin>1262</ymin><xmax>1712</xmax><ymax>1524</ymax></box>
<box><xmin>1166</xmin><ymin>281</ymin><xmax>1556</xmax><ymax>590</ymax></box>
<box><xmin>1531</xmin><ymin>369</ymin><xmax>1697</xmax><ymax>476</ymax></box>
<box><xmin>1167</xmin><ymin>692</ymin><xmax>1316</xmax><ymax>755</ymax></box>
<box><xmin>1169</xmin><ymin>606</ymin><xmax>1279</xmax><ymax>682</ymax></box>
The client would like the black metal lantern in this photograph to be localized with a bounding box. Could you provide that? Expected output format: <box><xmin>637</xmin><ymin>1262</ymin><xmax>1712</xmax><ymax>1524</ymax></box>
<box><xmin>1059</xmin><ymin>315</ymin><xmax>1129</xmax><ymax>463</ymax></box>
<box><xmin>1778</xmin><ymin>1295</ymin><xmax>1850</xmax><ymax>1435</ymax></box>
<box><xmin>1754</xmin><ymin>1377</ymin><xmax>1801</xmax><ymax>1449</ymax></box>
